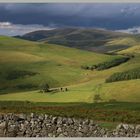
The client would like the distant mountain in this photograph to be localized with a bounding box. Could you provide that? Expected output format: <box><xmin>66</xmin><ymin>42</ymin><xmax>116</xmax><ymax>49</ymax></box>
<box><xmin>16</xmin><ymin>28</ymin><xmax>133</xmax><ymax>53</ymax></box>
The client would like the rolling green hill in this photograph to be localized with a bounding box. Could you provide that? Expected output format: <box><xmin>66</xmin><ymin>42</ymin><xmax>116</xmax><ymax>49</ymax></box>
<box><xmin>16</xmin><ymin>28</ymin><xmax>133</xmax><ymax>53</ymax></box>
<box><xmin>0</xmin><ymin>35</ymin><xmax>118</xmax><ymax>94</ymax></box>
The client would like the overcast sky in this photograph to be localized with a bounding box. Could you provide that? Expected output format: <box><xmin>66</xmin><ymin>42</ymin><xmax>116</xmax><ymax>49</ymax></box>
<box><xmin>1</xmin><ymin>3</ymin><xmax>140</xmax><ymax>36</ymax></box>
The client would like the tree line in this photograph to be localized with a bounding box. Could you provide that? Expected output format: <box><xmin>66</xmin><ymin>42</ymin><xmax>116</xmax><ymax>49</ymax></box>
<box><xmin>106</xmin><ymin>68</ymin><xmax>140</xmax><ymax>83</ymax></box>
<box><xmin>6</xmin><ymin>70</ymin><xmax>39</xmax><ymax>80</ymax></box>
<box><xmin>81</xmin><ymin>57</ymin><xmax>130</xmax><ymax>71</ymax></box>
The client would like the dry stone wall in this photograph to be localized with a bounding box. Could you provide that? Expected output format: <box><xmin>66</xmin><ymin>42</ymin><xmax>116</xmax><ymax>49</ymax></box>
<box><xmin>0</xmin><ymin>113</ymin><xmax>140</xmax><ymax>137</ymax></box>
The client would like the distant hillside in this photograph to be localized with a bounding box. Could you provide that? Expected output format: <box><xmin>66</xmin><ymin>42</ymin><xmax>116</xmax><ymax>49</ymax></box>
<box><xmin>16</xmin><ymin>28</ymin><xmax>132</xmax><ymax>53</ymax></box>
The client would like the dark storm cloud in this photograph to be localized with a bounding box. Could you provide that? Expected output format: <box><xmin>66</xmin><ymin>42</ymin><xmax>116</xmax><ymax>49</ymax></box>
<box><xmin>0</xmin><ymin>3</ymin><xmax>140</xmax><ymax>30</ymax></box>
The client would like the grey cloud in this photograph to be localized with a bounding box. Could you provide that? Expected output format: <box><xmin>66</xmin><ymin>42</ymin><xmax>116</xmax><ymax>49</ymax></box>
<box><xmin>0</xmin><ymin>3</ymin><xmax>140</xmax><ymax>31</ymax></box>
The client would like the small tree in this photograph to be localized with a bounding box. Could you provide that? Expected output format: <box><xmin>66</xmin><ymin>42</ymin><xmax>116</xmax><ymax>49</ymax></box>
<box><xmin>40</xmin><ymin>83</ymin><xmax>50</xmax><ymax>93</ymax></box>
<box><xmin>109</xmin><ymin>99</ymin><xmax>117</xmax><ymax>103</ymax></box>
<box><xmin>94</xmin><ymin>94</ymin><xmax>102</xmax><ymax>103</ymax></box>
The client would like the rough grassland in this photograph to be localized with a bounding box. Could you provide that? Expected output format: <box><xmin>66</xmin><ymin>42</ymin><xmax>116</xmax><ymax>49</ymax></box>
<box><xmin>0</xmin><ymin>101</ymin><xmax>139</xmax><ymax>125</ymax></box>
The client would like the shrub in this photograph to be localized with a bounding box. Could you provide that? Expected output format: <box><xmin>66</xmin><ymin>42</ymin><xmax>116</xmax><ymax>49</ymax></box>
<box><xmin>93</xmin><ymin>94</ymin><xmax>102</xmax><ymax>103</ymax></box>
<box><xmin>109</xmin><ymin>99</ymin><xmax>117</xmax><ymax>102</ymax></box>
<box><xmin>6</xmin><ymin>70</ymin><xmax>39</xmax><ymax>80</ymax></box>
<box><xmin>16</xmin><ymin>84</ymin><xmax>38</xmax><ymax>89</ymax></box>
<box><xmin>40</xmin><ymin>83</ymin><xmax>50</xmax><ymax>93</ymax></box>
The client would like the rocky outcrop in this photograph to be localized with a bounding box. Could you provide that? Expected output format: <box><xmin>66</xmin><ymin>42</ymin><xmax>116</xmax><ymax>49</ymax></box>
<box><xmin>0</xmin><ymin>113</ymin><xmax>139</xmax><ymax>137</ymax></box>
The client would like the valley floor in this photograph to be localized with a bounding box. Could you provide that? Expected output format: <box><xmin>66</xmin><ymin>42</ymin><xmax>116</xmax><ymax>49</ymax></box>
<box><xmin>0</xmin><ymin>77</ymin><xmax>140</xmax><ymax>103</ymax></box>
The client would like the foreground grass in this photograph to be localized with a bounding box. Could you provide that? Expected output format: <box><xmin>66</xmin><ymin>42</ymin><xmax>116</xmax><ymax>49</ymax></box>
<box><xmin>0</xmin><ymin>101</ymin><xmax>140</xmax><ymax>126</ymax></box>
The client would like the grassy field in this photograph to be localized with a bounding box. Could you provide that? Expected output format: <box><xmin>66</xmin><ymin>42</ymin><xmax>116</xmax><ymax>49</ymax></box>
<box><xmin>0</xmin><ymin>79</ymin><xmax>140</xmax><ymax>103</ymax></box>
<box><xmin>0</xmin><ymin>54</ymin><xmax>140</xmax><ymax>103</ymax></box>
